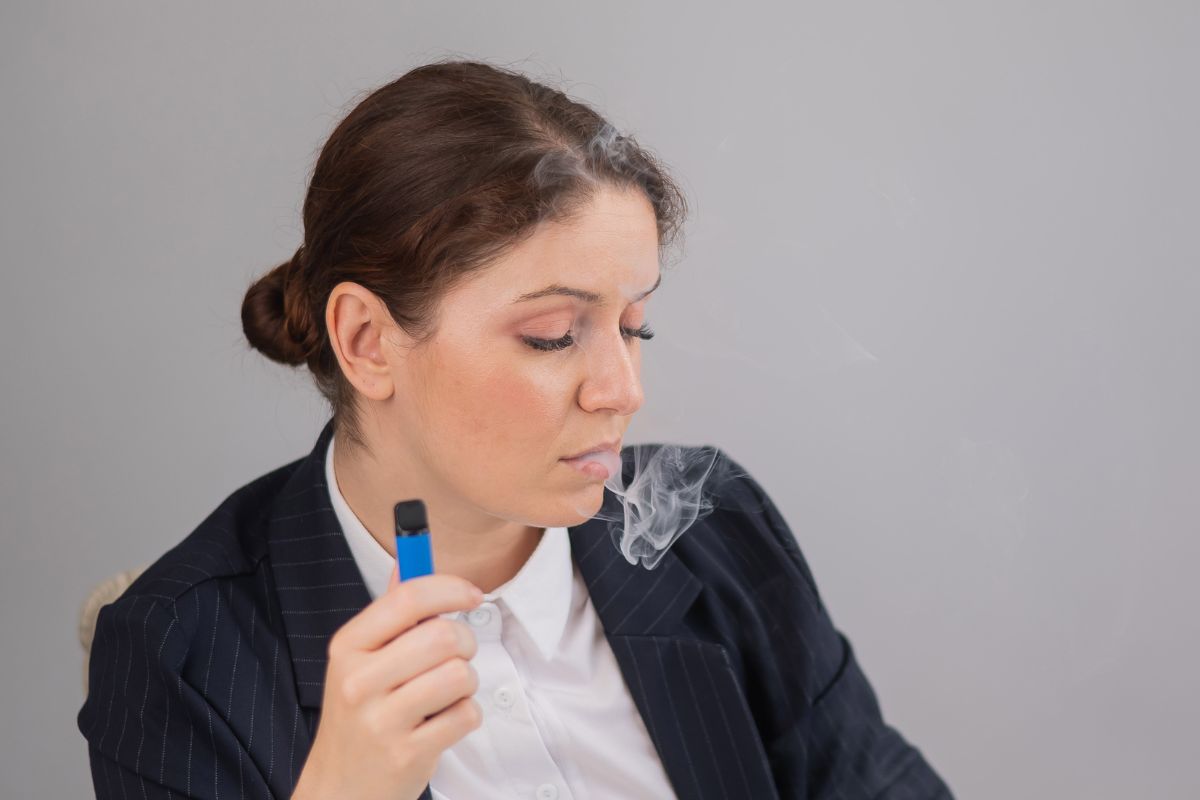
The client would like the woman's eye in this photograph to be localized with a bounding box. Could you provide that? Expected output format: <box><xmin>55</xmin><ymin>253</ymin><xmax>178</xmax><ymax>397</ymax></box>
<box><xmin>522</xmin><ymin>333</ymin><xmax>575</xmax><ymax>352</ymax></box>
<box><xmin>623</xmin><ymin>322</ymin><xmax>655</xmax><ymax>342</ymax></box>
<box><xmin>521</xmin><ymin>323</ymin><xmax>655</xmax><ymax>353</ymax></box>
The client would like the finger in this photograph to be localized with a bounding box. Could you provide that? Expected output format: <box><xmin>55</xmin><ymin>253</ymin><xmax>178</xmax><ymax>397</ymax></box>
<box><xmin>409</xmin><ymin>696</ymin><xmax>483</xmax><ymax>755</ymax></box>
<box><xmin>386</xmin><ymin>657</ymin><xmax>479</xmax><ymax>731</ymax></box>
<box><xmin>346</xmin><ymin>617</ymin><xmax>477</xmax><ymax>697</ymax></box>
<box><xmin>336</xmin><ymin>574</ymin><xmax>482</xmax><ymax>652</ymax></box>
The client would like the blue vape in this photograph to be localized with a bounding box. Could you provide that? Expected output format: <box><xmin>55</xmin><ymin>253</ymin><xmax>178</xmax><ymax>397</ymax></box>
<box><xmin>394</xmin><ymin>499</ymin><xmax>434</xmax><ymax>581</ymax></box>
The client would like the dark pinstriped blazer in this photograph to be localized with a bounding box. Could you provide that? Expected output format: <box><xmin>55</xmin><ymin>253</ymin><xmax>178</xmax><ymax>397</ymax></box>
<box><xmin>78</xmin><ymin>418</ymin><xmax>954</xmax><ymax>799</ymax></box>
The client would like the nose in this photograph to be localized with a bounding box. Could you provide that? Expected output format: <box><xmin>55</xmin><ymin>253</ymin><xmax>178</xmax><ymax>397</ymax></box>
<box><xmin>577</xmin><ymin>332</ymin><xmax>645</xmax><ymax>415</ymax></box>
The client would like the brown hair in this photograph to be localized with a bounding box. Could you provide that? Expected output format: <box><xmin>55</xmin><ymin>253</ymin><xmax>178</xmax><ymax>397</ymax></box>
<box><xmin>241</xmin><ymin>58</ymin><xmax>689</xmax><ymax>454</ymax></box>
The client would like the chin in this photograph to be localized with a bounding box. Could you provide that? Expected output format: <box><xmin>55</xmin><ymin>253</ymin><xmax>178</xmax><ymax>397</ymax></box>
<box><xmin>539</xmin><ymin>485</ymin><xmax>606</xmax><ymax>527</ymax></box>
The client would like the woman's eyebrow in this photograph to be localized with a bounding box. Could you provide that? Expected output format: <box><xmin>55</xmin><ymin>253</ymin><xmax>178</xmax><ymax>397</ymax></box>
<box><xmin>510</xmin><ymin>272</ymin><xmax>662</xmax><ymax>305</ymax></box>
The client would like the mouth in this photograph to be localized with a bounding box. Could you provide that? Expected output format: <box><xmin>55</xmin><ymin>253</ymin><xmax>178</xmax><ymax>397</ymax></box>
<box><xmin>561</xmin><ymin>440</ymin><xmax>621</xmax><ymax>461</ymax></box>
<box><xmin>560</xmin><ymin>440</ymin><xmax>622</xmax><ymax>481</ymax></box>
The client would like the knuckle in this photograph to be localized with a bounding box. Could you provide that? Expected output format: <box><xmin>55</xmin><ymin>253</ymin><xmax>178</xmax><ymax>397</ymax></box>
<box><xmin>467</xmin><ymin>698</ymin><xmax>484</xmax><ymax>728</ymax></box>
<box><xmin>466</xmin><ymin>664</ymin><xmax>480</xmax><ymax>694</ymax></box>
<box><xmin>449</xmin><ymin>658</ymin><xmax>472</xmax><ymax>686</ymax></box>
<box><xmin>433</xmin><ymin>620</ymin><xmax>460</xmax><ymax>652</ymax></box>
<box><xmin>391</xmin><ymin>588</ymin><xmax>415</xmax><ymax>621</ymax></box>
<box><xmin>459</xmin><ymin>624</ymin><xmax>478</xmax><ymax>657</ymax></box>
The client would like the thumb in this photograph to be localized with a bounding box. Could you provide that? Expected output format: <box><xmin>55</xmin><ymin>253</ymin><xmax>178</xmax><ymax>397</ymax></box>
<box><xmin>387</xmin><ymin>560</ymin><xmax>401</xmax><ymax>591</ymax></box>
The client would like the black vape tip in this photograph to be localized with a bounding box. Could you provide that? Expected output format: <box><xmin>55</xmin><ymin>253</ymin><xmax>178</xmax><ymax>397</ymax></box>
<box><xmin>394</xmin><ymin>499</ymin><xmax>428</xmax><ymax>536</ymax></box>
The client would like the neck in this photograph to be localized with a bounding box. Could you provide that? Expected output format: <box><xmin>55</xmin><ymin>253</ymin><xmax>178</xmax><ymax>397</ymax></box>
<box><xmin>332</xmin><ymin>434</ymin><xmax>544</xmax><ymax>594</ymax></box>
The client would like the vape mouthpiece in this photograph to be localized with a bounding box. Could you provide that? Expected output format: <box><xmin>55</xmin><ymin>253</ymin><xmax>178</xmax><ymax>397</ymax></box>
<box><xmin>394</xmin><ymin>499</ymin><xmax>428</xmax><ymax>535</ymax></box>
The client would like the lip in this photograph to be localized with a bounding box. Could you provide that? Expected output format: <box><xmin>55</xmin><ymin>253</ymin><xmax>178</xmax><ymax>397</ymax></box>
<box><xmin>561</xmin><ymin>440</ymin><xmax>621</xmax><ymax>461</ymax></box>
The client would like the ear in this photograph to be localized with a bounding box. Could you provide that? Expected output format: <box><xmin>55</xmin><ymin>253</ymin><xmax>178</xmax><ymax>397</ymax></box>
<box><xmin>326</xmin><ymin>281</ymin><xmax>407</xmax><ymax>402</ymax></box>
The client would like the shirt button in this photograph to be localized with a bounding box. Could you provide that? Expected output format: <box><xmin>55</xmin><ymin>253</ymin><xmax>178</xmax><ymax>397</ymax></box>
<box><xmin>467</xmin><ymin>606</ymin><xmax>493</xmax><ymax>626</ymax></box>
<box><xmin>536</xmin><ymin>784</ymin><xmax>559</xmax><ymax>800</ymax></box>
<box><xmin>492</xmin><ymin>685</ymin><xmax>515</xmax><ymax>710</ymax></box>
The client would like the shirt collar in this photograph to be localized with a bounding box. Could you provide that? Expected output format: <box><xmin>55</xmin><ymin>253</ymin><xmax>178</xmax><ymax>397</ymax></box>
<box><xmin>326</xmin><ymin>431</ymin><xmax>395</xmax><ymax>600</ymax></box>
<box><xmin>325</xmin><ymin>431</ymin><xmax>573</xmax><ymax>661</ymax></box>
<box><xmin>487</xmin><ymin>511</ymin><xmax>574</xmax><ymax>662</ymax></box>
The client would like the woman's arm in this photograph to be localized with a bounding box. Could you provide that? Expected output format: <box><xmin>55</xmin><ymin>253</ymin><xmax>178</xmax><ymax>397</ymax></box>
<box><xmin>78</xmin><ymin>593</ymin><xmax>274</xmax><ymax>799</ymax></box>
<box><xmin>728</xmin><ymin>457</ymin><xmax>956</xmax><ymax>800</ymax></box>
<box><xmin>86</xmin><ymin>746</ymin><xmax>210</xmax><ymax>800</ymax></box>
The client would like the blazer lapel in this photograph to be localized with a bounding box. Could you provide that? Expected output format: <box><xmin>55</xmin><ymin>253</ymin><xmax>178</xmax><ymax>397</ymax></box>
<box><xmin>568</xmin><ymin>481</ymin><xmax>779</xmax><ymax>800</ymax></box>
<box><xmin>266</xmin><ymin>418</ymin><xmax>371</xmax><ymax>709</ymax></box>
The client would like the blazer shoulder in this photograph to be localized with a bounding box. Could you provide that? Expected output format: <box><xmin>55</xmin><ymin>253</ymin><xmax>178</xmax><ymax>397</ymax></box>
<box><xmin>120</xmin><ymin>452</ymin><xmax>306</xmax><ymax>606</ymax></box>
<box><xmin>708</xmin><ymin>446</ymin><xmax>823</xmax><ymax>599</ymax></box>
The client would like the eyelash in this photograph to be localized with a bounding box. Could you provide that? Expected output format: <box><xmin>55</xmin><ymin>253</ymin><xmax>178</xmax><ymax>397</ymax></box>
<box><xmin>522</xmin><ymin>323</ymin><xmax>656</xmax><ymax>352</ymax></box>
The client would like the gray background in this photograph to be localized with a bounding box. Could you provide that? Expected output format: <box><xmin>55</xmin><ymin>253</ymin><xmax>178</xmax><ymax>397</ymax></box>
<box><xmin>4</xmin><ymin>1</ymin><xmax>1197</xmax><ymax>797</ymax></box>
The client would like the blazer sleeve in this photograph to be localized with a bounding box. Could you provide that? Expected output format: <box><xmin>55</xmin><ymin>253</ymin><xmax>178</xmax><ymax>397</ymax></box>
<box><xmin>77</xmin><ymin>593</ymin><xmax>274</xmax><ymax>799</ymax></box>
<box><xmin>728</xmin><ymin>458</ymin><xmax>956</xmax><ymax>800</ymax></box>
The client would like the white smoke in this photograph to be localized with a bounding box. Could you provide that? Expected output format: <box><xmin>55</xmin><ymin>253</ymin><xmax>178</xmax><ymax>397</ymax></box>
<box><xmin>596</xmin><ymin>443</ymin><xmax>745</xmax><ymax>570</ymax></box>
<box><xmin>529</xmin><ymin>120</ymin><xmax>663</xmax><ymax>225</ymax></box>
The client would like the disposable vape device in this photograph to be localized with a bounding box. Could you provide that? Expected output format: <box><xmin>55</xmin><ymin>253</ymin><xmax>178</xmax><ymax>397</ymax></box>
<box><xmin>394</xmin><ymin>499</ymin><xmax>434</xmax><ymax>581</ymax></box>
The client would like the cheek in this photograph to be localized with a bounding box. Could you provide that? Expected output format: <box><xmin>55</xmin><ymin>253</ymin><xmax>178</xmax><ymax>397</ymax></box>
<box><xmin>436</xmin><ymin>352</ymin><xmax>572</xmax><ymax>451</ymax></box>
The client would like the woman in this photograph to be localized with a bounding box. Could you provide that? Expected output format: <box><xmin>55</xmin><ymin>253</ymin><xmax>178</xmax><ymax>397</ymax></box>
<box><xmin>78</xmin><ymin>59</ymin><xmax>953</xmax><ymax>800</ymax></box>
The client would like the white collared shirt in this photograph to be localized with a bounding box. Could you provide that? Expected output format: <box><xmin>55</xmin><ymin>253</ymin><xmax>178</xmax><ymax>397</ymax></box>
<box><xmin>325</xmin><ymin>434</ymin><xmax>678</xmax><ymax>800</ymax></box>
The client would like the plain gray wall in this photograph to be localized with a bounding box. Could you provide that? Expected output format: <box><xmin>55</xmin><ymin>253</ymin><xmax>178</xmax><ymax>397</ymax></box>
<box><xmin>4</xmin><ymin>1</ymin><xmax>1197</xmax><ymax>797</ymax></box>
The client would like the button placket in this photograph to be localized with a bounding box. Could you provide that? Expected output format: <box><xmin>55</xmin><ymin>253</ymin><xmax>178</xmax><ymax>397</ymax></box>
<box><xmin>457</xmin><ymin>599</ymin><xmax>576</xmax><ymax>800</ymax></box>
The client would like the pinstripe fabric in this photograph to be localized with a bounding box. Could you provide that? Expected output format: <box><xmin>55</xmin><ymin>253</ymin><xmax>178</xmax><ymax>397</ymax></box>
<box><xmin>78</xmin><ymin>418</ymin><xmax>954</xmax><ymax>799</ymax></box>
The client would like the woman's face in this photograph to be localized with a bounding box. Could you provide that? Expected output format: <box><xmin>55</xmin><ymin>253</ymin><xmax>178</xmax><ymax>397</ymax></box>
<box><xmin>379</xmin><ymin>184</ymin><xmax>661</xmax><ymax>527</ymax></box>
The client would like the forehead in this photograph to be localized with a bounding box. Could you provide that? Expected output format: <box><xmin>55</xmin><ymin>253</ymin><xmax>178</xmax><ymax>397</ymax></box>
<box><xmin>459</xmin><ymin>185</ymin><xmax>661</xmax><ymax>303</ymax></box>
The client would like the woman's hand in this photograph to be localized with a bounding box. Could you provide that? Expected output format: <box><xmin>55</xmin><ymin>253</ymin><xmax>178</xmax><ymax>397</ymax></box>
<box><xmin>291</xmin><ymin>567</ymin><xmax>485</xmax><ymax>800</ymax></box>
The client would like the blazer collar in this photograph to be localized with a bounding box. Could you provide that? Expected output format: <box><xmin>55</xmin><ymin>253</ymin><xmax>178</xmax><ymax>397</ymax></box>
<box><xmin>266</xmin><ymin>418</ymin><xmax>704</xmax><ymax>708</ymax></box>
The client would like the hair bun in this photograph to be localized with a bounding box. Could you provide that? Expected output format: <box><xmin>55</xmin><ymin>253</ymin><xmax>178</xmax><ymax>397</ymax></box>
<box><xmin>241</xmin><ymin>248</ymin><xmax>321</xmax><ymax>366</ymax></box>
